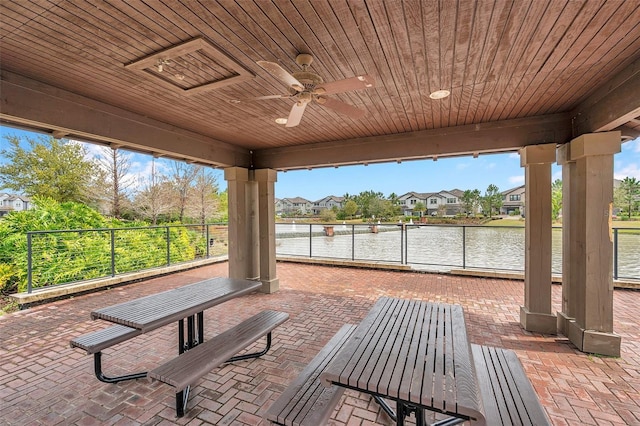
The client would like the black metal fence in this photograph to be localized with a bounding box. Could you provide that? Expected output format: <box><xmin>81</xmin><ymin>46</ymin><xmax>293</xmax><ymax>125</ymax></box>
<box><xmin>24</xmin><ymin>222</ymin><xmax>639</xmax><ymax>292</ymax></box>
<box><xmin>26</xmin><ymin>224</ymin><xmax>228</xmax><ymax>292</ymax></box>
<box><xmin>275</xmin><ymin>223</ymin><xmax>640</xmax><ymax>280</ymax></box>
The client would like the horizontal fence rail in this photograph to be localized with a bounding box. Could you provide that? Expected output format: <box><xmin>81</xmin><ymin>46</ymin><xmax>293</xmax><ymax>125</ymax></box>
<box><xmin>26</xmin><ymin>224</ymin><xmax>228</xmax><ymax>292</ymax></box>
<box><xmin>24</xmin><ymin>222</ymin><xmax>639</xmax><ymax>292</ymax></box>
<box><xmin>275</xmin><ymin>223</ymin><xmax>640</xmax><ymax>280</ymax></box>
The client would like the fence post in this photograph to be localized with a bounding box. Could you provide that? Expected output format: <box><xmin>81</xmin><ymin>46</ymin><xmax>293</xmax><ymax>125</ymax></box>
<box><xmin>462</xmin><ymin>226</ymin><xmax>466</xmax><ymax>269</ymax></box>
<box><xmin>166</xmin><ymin>226</ymin><xmax>171</xmax><ymax>266</ymax></box>
<box><xmin>309</xmin><ymin>224</ymin><xmax>312</xmax><ymax>258</ymax></box>
<box><xmin>352</xmin><ymin>225</ymin><xmax>355</xmax><ymax>261</ymax></box>
<box><xmin>613</xmin><ymin>228</ymin><xmax>618</xmax><ymax>280</ymax></box>
<box><xmin>27</xmin><ymin>232</ymin><xmax>32</xmax><ymax>293</ymax></box>
<box><xmin>205</xmin><ymin>224</ymin><xmax>210</xmax><ymax>258</ymax></box>
<box><xmin>403</xmin><ymin>224</ymin><xmax>408</xmax><ymax>265</ymax></box>
<box><xmin>110</xmin><ymin>229</ymin><xmax>116</xmax><ymax>277</ymax></box>
<box><xmin>400</xmin><ymin>224</ymin><xmax>404</xmax><ymax>264</ymax></box>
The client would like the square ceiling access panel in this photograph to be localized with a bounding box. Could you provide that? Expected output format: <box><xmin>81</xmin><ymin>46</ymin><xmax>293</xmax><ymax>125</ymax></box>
<box><xmin>125</xmin><ymin>37</ymin><xmax>254</xmax><ymax>95</ymax></box>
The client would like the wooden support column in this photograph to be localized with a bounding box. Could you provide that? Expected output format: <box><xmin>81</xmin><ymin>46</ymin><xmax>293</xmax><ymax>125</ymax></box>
<box><xmin>519</xmin><ymin>144</ymin><xmax>557</xmax><ymax>335</ymax></box>
<box><xmin>247</xmin><ymin>172</ymin><xmax>260</xmax><ymax>281</ymax></box>
<box><xmin>557</xmin><ymin>144</ymin><xmax>578</xmax><ymax>335</ymax></box>
<box><xmin>254</xmin><ymin>169</ymin><xmax>279</xmax><ymax>293</ymax></box>
<box><xmin>224</xmin><ymin>167</ymin><xmax>253</xmax><ymax>280</ymax></box>
<box><xmin>566</xmin><ymin>132</ymin><xmax>621</xmax><ymax>356</ymax></box>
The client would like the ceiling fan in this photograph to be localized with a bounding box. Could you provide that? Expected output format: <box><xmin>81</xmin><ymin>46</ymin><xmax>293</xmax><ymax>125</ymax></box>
<box><xmin>231</xmin><ymin>53</ymin><xmax>375</xmax><ymax>127</ymax></box>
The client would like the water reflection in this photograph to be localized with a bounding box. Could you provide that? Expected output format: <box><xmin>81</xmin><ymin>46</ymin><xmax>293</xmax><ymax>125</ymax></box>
<box><xmin>275</xmin><ymin>224</ymin><xmax>639</xmax><ymax>279</ymax></box>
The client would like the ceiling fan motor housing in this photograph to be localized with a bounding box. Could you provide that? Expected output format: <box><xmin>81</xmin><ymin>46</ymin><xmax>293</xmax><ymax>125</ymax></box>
<box><xmin>292</xmin><ymin>71</ymin><xmax>323</xmax><ymax>92</ymax></box>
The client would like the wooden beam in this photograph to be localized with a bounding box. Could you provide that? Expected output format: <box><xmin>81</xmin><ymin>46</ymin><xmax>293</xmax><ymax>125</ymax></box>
<box><xmin>571</xmin><ymin>58</ymin><xmax>640</xmax><ymax>135</ymax></box>
<box><xmin>253</xmin><ymin>113</ymin><xmax>572</xmax><ymax>170</ymax></box>
<box><xmin>0</xmin><ymin>71</ymin><xmax>251</xmax><ymax>168</ymax></box>
<box><xmin>615</xmin><ymin>124</ymin><xmax>640</xmax><ymax>141</ymax></box>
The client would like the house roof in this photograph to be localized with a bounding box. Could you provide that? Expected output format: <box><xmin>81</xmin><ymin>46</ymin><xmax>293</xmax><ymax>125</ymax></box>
<box><xmin>1</xmin><ymin>1</ymin><xmax>638</xmax><ymax>171</ymax></box>
<box><xmin>501</xmin><ymin>185</ymin><xmax>526</xmax><ymax>195</ymax></box>
<box><xmin>282</xmin><ymin>197</ymin><xmax>312</xmax><ymax>204</ymax></box>
<box><xmin>315</xmin><ymin>195</ymin><xmax>344</xmax><ymax>203</ymax></box>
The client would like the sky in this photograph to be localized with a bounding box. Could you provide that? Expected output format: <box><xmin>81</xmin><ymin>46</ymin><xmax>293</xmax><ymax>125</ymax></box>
<box><xmin>2</xmin><ymin>125</ymin><xmax>639</xmax><ymax>201</ymax></box>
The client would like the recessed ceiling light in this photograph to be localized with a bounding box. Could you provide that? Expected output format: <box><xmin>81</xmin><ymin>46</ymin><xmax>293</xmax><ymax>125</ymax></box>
<box><xmin>429</xmin><ymin>89</ymin><xmax>450</xmax><ymax>100</ymax></box>
<box><xmin>275</xmin><ymin>118</ymin><xmax>288</xmax><ymax>125</ymax></box>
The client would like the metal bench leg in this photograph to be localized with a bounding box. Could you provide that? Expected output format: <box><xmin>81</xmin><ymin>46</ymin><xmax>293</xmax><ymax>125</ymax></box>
<box><xmin>175</xmin><ymin>385</ymin><xmax>190</xmax><ymax>417</ymax></box>
<box><xmin>93</xmin><ymin>352</ymin><xmax>147</xmax><ymax>383</ymax></box>
<box><xmin>373</xmin><ymin>395</ymin><xmax>397</xmax><ymax>422</ymax></box>
<box><xmin>432</xmin><ymin>418</ymin><xmax>466</xmax><ymax>426</ymax></box>
<box><xmin>197</xmin><ymin>312</ymin><xmax>204</xmax><ymax>344</ymax></box>
<box><xmin>396</xmin><ymin>402</ymin><xmax>407</xmax><ymax>426</ymax></box>
<box><xmin>226</xmin><ymin>332</ymin><xmax>273</xmax><ymax>362</ymax></box>
<box><xmin>187</xmin><ymin>315</ymin><xmax>196</xmax><ymax>348</ymax></box>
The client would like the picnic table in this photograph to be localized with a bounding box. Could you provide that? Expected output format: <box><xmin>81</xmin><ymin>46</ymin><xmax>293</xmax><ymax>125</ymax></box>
<box><xmin>73</xmin><ymin>277</ymin><xmax>291</xmax><ymax>417</ymax></box>
<box><xmin>91</xmin><ymin>277</ymin><xmax>262</xmax><ymax>353</ymax></box>
<box><xmin>319</xmin><ymin>296</ymin><xmax>483</xmax><ymax>425</ymax></box>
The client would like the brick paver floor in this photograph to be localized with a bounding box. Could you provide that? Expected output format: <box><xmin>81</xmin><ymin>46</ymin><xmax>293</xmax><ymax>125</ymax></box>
<box><xmin>1</xmin><ymin>262</ymin><xmax>639</xmax><ymax>425</ymax></box>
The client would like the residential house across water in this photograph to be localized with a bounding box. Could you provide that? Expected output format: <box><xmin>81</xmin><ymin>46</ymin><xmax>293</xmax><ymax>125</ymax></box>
<box><xmin>0</xmin><ymin>193</ymin><xmax>32</xmax><ymax>217</ymax></box>
<box><xmin>500</xmin><ymin>185</ymin><xmax>526</xmax><ymax>215</ymax></box>
<box><xmin>398</xmin><ymin>189</ymin><xmax>465</xmax><ymax>216</ymax></box>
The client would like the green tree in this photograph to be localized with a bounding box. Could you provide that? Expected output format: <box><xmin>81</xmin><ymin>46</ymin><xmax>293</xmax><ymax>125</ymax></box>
<box><xmin>413</xmin><ymin>201</ymin><xmax>426</xmax><ymax>217</ymax></box>
<box><xmin>551</xmin><ymin>179</ymin><xmax>563</xmax><ymax>221</ymax></box>
<box><xmin>369</xmin><ymin>198</ymin><xmax>393</xmax><ymax>220</ymax></box>
<box><xmin>461</xmin><ymin>189</ymin><xmax>481</xmax><ymax>216</ymax></box>
<box><xmin>353</xmin><ymin>190</ymin><xmax>385</xmax><ymax>218</ymax></box>
<box><xmin>387</xmin><ymin>192</ymin><xmax>402</xmax><ymax>217</ymax></box>
<box><xmin>319</xmin><ymin>208</ymin><xmax>336</xmax><ymax>222</ymax></box>
<box><xmin>0</xmin><ymin>135</ymin><xmax>97</xmax><ymax>203</ymax></box>
<box><xmin>342</xmin><ymin>200</ymin><xmax>358</xmax><ymax>219</ymax></box>
<box><xmin>215</xmin><ymin>189</ymin><xmax>229</xmax><ymax>222</ymax></box>
<box><xmin>615</xmin><ymin>177</ymin><xmax>640</xmax><ymax>218</ymax></box>
<box><xmin>481</xmin><ymin>184</ymin><xmax>502</xmax><ymax>218</ymax></box>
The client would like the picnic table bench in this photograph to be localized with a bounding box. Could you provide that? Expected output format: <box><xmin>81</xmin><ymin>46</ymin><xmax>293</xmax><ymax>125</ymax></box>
<box><xmin>265</xmin><ymin>324</ymin><xmax>356</xmax><ymax>426</ymax></box>
<box><xmin>150</xmin><ymin>309</ymin><xmax>288</xmax><ymax>417</ymax></box>
<box><xmin>70</xmin><ymin>324</ymin><xmax>144</xmax><ymax>383</ymax></box>
<box><xmin>472</xmin><ymin>344</ymin><xmax>550</xmax><ymax>425</ymax></box>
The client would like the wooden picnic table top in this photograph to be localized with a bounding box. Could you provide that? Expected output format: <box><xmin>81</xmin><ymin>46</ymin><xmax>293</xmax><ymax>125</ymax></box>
<box><xmin>91</xmin><ymin>277</ymin><xmax>261</xmax><ymax>332</ymax></box>
<box><xmin>319</xmin><ymin>296</ymin><xmax>485</xmax><ymax>424</ymax></box>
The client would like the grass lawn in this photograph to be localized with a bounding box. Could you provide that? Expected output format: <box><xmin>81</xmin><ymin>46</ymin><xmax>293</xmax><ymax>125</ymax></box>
<box><xmin>485</xmin><ymin>218</ymin><xmax>640</xmax><ymax>230</ymax></box>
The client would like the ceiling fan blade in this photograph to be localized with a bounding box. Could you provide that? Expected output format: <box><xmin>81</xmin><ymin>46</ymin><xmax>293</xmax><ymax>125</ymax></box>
<box><xmin>257</xmin><ymin>61</ymin><xmax>305</xmax><ymax>91</ymax></box>
<box><xmin>229</xmin><ymin>94</ymin><xmax>291</xmax><ymax>103</ymax></box>
<box><xmin>316</xmin><ymin>96</ymin><xmax>366</xmax><ymax>119</ymax></box>
<box><xmin>315</xmin><ymin>75</ymin><xmax>375</xmax><ymax>95</ymax></box>
<box><xmin>285</xmin><ymin>102</ymin><xmax>308</xmax><ymax>127</ymax></box>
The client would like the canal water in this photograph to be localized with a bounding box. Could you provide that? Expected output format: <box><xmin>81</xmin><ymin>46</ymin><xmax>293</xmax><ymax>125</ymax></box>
<box><xmin>275</xmin><ymin>224</ymin><xmax>640</xmax><ymax>279</ymax></box>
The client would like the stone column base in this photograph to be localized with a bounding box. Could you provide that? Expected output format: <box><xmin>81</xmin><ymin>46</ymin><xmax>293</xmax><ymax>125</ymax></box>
<box><xmin>261</xmin><ymin>278</ymin><xmax>279</xmax><ymax>294</ymax></box>
<box><xmin>557</xmin><ymin>311</ymin><xmax>574</xmax><ymax>335</ymax></box>
<box><xmin>520</xmin><ymin>306</ymin><xmax>557</xmax><ymax>335</ymax></box>
<box><xmin>567</xmin><ymin>320</ymin><xmax>621</xmax><ymax>357</ymax></box>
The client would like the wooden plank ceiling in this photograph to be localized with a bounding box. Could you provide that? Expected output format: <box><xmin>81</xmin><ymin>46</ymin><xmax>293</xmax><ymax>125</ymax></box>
<box><xmin>1</xmin><ymin>0</ymin><xmax>639</xmax><ymax>170</ymax></box>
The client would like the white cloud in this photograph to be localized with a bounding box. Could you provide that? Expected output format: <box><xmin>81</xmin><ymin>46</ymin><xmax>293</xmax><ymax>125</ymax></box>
<box><xmin>456</xmin><ymin>162</ymin><xmax>470</xmax><ymax>170</ymax></box>
<box><xmin>508</xmin><ymin>153</ymin><xmax>520</xmax><ymax>159</ymax></box>
<box><xmin>508</xmin><ymin>175</ymin><xmax>525</xmax><ymax>185</ymax></box>
<box><xmin>486</xmin><ymin>162</ymin><xmax>496</xmax><ymax>169</ymax></box>
<box><xmin>615</xmin><ymin>163</ymin><xmax>640</xmax><ymax>180</ymax></box>
<box><xmin>621</xmin><ymin>138</ymin><xmax>640</xmax><ymax>153</ymax></box>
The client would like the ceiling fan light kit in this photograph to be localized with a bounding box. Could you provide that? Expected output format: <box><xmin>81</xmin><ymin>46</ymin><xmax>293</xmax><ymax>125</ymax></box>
<box><xmin>429</xmin><ymin>89</ymin><xmax>451</xmax><ymax>99</ymax></box>
<box><xmin>237</xmin><ymin>53</ymin><xmax>375</xmax><ymax>127</ymax></box>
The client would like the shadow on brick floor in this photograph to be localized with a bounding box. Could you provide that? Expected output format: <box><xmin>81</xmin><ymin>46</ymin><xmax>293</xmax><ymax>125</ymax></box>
<box><xmin>1</xmin><ymin>262</ymin><xmax>639</xmax><ymax>425</ymax></box>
